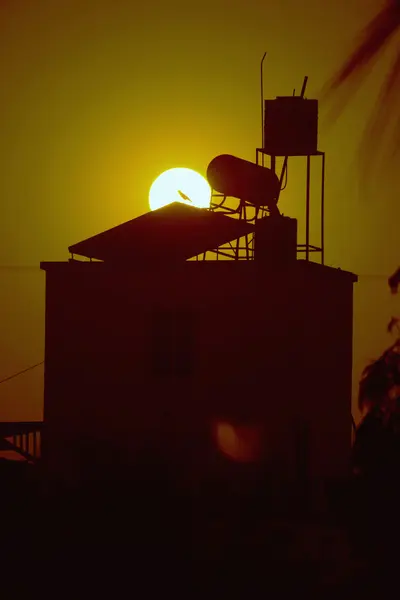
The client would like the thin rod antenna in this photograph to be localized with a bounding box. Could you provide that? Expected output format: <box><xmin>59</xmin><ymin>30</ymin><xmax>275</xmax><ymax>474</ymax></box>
<box><xmin>261</xmin><ymin>52</ymin><xmax>267</xmax><ymax>149</ymax></box>
<box><xmin>300</xmin><ymin>75</ymin><xmax>308</xmax><ymax>98</ymax></box>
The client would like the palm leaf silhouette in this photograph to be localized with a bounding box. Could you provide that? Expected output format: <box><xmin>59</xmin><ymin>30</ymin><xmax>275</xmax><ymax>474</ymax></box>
<box><xmin>387</xmin><ymin>316</ymin><xmax>400</xmax><ymax>333</ymax></box>
<box><xmin>389</xmin><ymin>266</ymin><xmax>400</xmax><ymax>293</ymax></box>
<box><xmin>321</xmin><ymin>1</ymin><xmax>400</xmax><ymax>186</ymax></box>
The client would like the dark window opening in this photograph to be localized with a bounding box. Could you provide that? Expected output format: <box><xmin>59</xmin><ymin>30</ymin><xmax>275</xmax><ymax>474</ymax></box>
<box><xmin>150</xmin><ymin>308</ymin><xmax>195</xmax><ymax>377</ymax></box>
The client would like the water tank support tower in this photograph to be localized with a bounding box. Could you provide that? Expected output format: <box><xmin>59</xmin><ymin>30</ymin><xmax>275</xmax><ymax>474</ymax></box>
<box><xmin>256</xmin><ymin>72</ymin><xmax>325</xmax><ymax>264</ymax></box>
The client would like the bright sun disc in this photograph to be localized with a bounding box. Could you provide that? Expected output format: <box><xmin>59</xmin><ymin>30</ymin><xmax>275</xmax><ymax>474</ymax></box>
<box><xmin>149</xmin><ymin>167</ymin><xmax>211</xmax><ymax>211</ymax></box>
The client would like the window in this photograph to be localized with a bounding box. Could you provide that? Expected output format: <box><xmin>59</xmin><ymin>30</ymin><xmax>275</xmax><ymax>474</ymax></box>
<box><xmin>150</xmin><ymin>308</ymin><xmax>195</xmax><ymax>377</ymax></box>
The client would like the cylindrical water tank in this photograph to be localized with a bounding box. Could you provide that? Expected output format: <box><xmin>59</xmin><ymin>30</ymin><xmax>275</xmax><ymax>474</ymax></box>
<box><xmin>206</xmin><ymin>154</ymin><xmax>281</xmax><ymax>208</ymax></box>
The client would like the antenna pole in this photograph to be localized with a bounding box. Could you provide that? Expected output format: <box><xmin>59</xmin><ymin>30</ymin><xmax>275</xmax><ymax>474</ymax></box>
<box><xmin>300</xmin><ymin>76</ymin><xmax>308</xmax><ymax>98</ymax></box>
<box><xmin>261</xmin><ymin>52</ymin><xmax>267</xmax><ymax>149</ymax></box>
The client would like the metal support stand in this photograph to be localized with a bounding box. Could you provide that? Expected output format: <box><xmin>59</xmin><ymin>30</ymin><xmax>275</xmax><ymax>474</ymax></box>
<box><xmin>206</xmin><ymin>192</ymin><xmax>270</xmax><ymax>261</ymax></box>
<box><xmin>255</xmin><ymin>149</ymin><xmax>325</xmax><ymax>264</ymax></box>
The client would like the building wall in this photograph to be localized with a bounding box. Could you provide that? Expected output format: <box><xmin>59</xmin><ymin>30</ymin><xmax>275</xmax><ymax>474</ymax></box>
<box><xmin>41</xmin><ymin>261</ymin><xmax>356</xmax><ymax>490</ymax></box>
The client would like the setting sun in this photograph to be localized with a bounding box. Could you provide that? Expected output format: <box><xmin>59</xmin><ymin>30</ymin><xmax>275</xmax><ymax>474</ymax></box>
<box><xmin>149</xmin><ymin>168</ymin><xmax>211</xmax><ymax>211</ymax></box>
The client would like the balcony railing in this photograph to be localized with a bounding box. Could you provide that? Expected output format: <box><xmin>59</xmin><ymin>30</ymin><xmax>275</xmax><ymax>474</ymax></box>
<box><xmin>0</xmin><ymin>422</ymin><xmax>43</xmax><ymax>463</ymax></box>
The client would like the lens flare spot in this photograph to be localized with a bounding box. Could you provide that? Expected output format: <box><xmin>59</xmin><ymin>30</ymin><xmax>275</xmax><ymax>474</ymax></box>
<box><xmin>214</xmin><ymin>421</ymin><xmax>263</xmax><ymax>463</ymax></box>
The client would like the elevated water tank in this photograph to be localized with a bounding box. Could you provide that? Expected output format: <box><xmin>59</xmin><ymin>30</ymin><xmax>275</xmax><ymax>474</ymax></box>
<box><xmin>264</xmin><ymin>97</ymin><xmax>318</xmax><ymax>156</ymax></box>
<box><xmin>206</xmin><ymin>154</ymin><xmax>281</xmax><ymax>209</ymax></box>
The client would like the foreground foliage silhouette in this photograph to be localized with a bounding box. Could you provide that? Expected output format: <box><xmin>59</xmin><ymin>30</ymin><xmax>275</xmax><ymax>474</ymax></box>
<box><xmin>347</xmin><ymin>268</ymin><xmax>400</xmax><ymax>585</ymax></box>
<box><xmin>354</xmin><ymin>266</ymin><xmax>400</xmax><ymax>480</ymax></box>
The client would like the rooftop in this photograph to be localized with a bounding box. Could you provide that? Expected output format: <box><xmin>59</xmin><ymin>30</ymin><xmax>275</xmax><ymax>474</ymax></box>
<box><xmin>40</xmin><ymin>256</ymin><xmax>357</xmax><ymax>284</ymax></box>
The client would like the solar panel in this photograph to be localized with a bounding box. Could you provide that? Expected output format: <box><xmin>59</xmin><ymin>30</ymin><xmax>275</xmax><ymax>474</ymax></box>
<box><xmin>68</xmin><ymin>202</ymin><xmax>255</xmax><ymax>263</ymax></box>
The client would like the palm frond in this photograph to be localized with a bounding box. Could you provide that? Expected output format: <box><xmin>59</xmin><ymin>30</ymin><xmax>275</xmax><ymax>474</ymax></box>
<box><xmin>359</xmin><ymin>47</ymin><xmax>400</xmax><ymax>182</ymax></box>
<box><xmin>320</xmin><ymin>1</ymin><xmax>400</xmax><ymax>195</ymax></box>
<box><xmin>388</xmin><ymin>266</ymin><xmax>400</xmax><ymax>293</ymax></box>
<box><xmin>325</xmin><ymin>3</ymin><xmax>399</xmax><ymax>96</ymax></box>
<box><xmin>387</xmin><ymin>316</ymin><xmax>400</xmax><ymax>333</ymax></box>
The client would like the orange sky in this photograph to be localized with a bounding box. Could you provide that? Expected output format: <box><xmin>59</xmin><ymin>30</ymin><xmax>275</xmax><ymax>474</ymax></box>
<box><xmin>0</xmin><ymin>0</ymin><xmax>399</xmax><ymax>423</ymax></box>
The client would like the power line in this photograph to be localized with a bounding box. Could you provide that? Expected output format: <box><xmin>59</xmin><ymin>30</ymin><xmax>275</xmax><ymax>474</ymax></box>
<box><xmin>0</xmin><ymin>362</ymin><xmax>44</xmax><ymax>386</ymax></box>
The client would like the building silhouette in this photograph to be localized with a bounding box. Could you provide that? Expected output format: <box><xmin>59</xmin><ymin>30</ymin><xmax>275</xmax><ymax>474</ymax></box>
<box><xmin>40</xmin><ymin>201</ymin><xmax>357</xmax><ymax>503</ymax></box>
<box><xmin>40</xmin><ymin>92</ymin><xmax>358</xmax><ymax>506</ymax></box>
